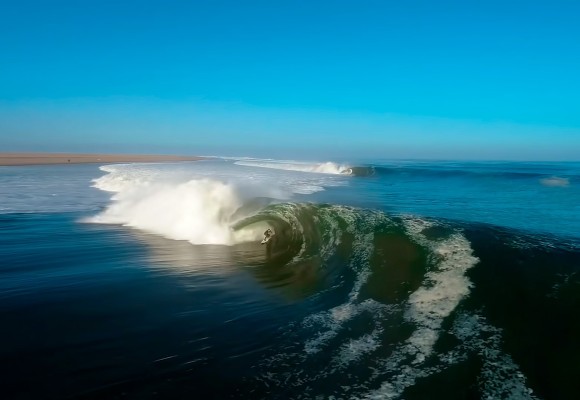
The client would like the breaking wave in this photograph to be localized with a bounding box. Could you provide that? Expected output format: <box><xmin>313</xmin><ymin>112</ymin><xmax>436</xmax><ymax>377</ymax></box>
<box><xmin>88</xmin><ymin>163</ymin><xmax>369</xmax><ymax>246</ymax></box>
<box><xmin>84</xmin><ymin>162</ymin><xmax>578</xmax><ymax>399</ymax></box>
<box><xmin>234</xmin><ymin>160</ymin><xmax>353</xmax><ymax>175</ymax></box>
<box><xmin>89</xmin><ymin>165</ymin><xmax>282</xmax><ymax>244</ymax></box>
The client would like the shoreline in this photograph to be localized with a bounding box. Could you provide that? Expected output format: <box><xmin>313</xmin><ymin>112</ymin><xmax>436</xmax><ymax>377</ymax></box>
<box><xmin>0</xmin><ymin>153</ymin><xmax>204</xmax><ymax>166</ymax></box>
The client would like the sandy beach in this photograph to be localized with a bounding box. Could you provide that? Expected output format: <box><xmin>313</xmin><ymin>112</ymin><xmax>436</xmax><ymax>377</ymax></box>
<box><xmin>0</xmin><ymin>153</ymin><xmax>203</xmax><ymax>166</ymax></box>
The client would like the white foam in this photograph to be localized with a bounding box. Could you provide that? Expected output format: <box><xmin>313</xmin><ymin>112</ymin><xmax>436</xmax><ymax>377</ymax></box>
<box><xmin>333</xmin><ymin>328</ymin><xmax>383</xmax><ymax>368</ymax></box>
<box><xmin>404</xmin><ymin>232</ymin><xmax>478</xmax><ymax>362</ymax></box>
<box><xmin>362</xmin><ymin>311</ymin><xmax>537</xmax><ymax>400</ymax></box>
<box><xmin>88</xmin><ymin>164</ymin><xmax>281</xmax><ymax>245</ymax></box>
<box><xmin>302</xmin><ymin>216</ymin><xmax>479</xmax><ymax>397</ymax></box>
<box><xmin>303</xmin><ymin>300</ymin><xmax>389</xmax><ymax>355</ymax></box>
<box><xmin>301</xmin><ymin>209</ymin><xmax>394</xmax><ymax>355</ymax></box>
<box><xmin>91</xmin><ymin>178</ymin><xmax>242</xmax><ymax>244</ymax></box>
<box><xmin>361</xmin><ymin>220</ymin><xmax>537</xmax><ymax>399</ymax></box>
<box><xmin>451</xmin><ymin>314</ymin><xmax>537</xmax><ymax>399</ymax></box>
<box><xmin>359</xmin><ymin>218</ymin><xmax>478</xmax><ymax>371</ymax></box>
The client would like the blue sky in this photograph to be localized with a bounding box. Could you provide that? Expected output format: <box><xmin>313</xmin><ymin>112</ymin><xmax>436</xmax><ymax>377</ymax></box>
<box><xmin>1</xmin><ymin>0</ymin><xmax>579</xmax><ymax>160</ymax></box>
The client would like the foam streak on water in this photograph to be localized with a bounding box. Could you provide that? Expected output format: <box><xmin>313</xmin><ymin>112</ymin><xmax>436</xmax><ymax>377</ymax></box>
<box><xmin>302</xmin><ymin>209</ymin><xmax>394</xmax><ymax>355</ymax></box>
<box><xmin>403</xmin><ymin>219</ymin><xmax>478</xmax><ymax>363</ymax></box>
<box><xmin>360</xmin><ymin>219</ymin><xmax>537</xmax><ymax>400</ymax></box>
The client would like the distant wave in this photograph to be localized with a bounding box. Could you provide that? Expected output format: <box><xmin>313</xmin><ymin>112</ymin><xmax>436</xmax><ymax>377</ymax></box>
<box><xmin>234</xmin><ymin>160</ymin><xmax>353</xmax><ymax>175</ymax></box>
<box><xmin>232</xmin><ymin>159</ymin><xmax>383</xmax><ymax>177</ymax></box>
<box><xmin>540</xmin><ymin>176</ymin><xmax>570</xmax><ymax>187</ymax></box>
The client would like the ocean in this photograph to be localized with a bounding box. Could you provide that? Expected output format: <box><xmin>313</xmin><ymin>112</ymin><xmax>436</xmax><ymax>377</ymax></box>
<box><xmin>1</xmin><ymin>158</ymin><xmax>579</xmax><ymax>399</ymax></box>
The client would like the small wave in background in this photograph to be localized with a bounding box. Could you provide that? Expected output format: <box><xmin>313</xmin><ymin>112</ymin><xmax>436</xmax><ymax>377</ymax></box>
<box><xmin>234</xmin><ymin>159</ymin><xmax>353</xmax><ymax>175</ymax></box>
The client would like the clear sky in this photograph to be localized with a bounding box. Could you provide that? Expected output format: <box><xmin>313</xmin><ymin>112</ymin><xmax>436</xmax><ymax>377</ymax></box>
<box><xmin>1</xmin><ymin>0</ymin><xmax>579</xmax><ymax>160</ymax></box>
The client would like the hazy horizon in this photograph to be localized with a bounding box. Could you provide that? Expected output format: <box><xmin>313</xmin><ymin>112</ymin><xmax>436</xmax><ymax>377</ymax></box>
<box><xmin>1</xmin><ymin>1</ymin><xmax>579</xmax><ymax>161</ymax></box>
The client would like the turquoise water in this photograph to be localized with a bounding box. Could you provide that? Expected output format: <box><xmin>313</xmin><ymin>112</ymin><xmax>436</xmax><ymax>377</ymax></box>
<box><xmin>1</xmin><ymin>159</ymin><xmax>579</xmax><ymax>399</ymax></box>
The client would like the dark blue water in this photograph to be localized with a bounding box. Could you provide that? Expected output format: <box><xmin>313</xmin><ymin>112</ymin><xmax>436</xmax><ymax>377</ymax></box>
<box><xmin>1</xmin><ymin>160</ymin><xmax>579</xmax><ymax>399</ymax></box>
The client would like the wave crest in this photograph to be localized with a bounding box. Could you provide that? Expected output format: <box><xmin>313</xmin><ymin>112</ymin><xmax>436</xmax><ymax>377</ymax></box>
<box><xmin>89</xmin><ymin>165</ymin><xmax>280</xmax><ymax>245</ymax></box>
<box><xmin>91</xmin><ymin>178</ymin><xmax>252</xmax><ymax>244</ymax></box>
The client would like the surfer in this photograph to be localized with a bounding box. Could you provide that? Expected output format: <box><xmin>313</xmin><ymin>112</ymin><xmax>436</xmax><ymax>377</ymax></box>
<box><xmin>261</xmin><ymin>228</ymin><xmax>274</xmax><ymax>245</ymax></box>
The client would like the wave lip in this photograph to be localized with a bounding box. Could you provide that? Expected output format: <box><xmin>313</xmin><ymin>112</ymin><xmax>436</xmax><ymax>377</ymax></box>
<box><xmin>88</xmin><ymin>165</ymin><xmax>282</xmax><ymax>245</ymax></box>
<box><xmin>90</xmin><ymin>178</ymin><xmax>248</xmax><ymax>245</ymax></box>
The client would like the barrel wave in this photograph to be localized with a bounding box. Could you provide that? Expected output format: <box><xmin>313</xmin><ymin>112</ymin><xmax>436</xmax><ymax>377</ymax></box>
<box><xmin>76</xmin><ymin>160</ymin><xmax>580</xmax><ymax>399</ymax></box>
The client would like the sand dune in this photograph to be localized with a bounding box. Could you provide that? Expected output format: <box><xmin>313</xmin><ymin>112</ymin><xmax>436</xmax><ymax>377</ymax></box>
<box><xmin>0</xmin><ymin>153</ymin><xmax>203</xmax><ymax>166</ymax></box>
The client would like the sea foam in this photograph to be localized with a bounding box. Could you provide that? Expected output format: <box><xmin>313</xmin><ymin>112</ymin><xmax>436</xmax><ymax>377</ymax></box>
<box><xmin>89</xmin><ymin>165</ymin><xmax>274</xmax><ymax>245</ymax></box>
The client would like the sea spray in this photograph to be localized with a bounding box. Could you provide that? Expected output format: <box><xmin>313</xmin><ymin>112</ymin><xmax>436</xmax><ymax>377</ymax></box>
<box><xmin>90</xmin><ymin>165</ymin><xmax>284</xmax><ymax>245</ymax></box>
<box><xmin>235</xmin><ymin>160</ymin><xmax>353</xmax><ymax>175</ymax></box>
